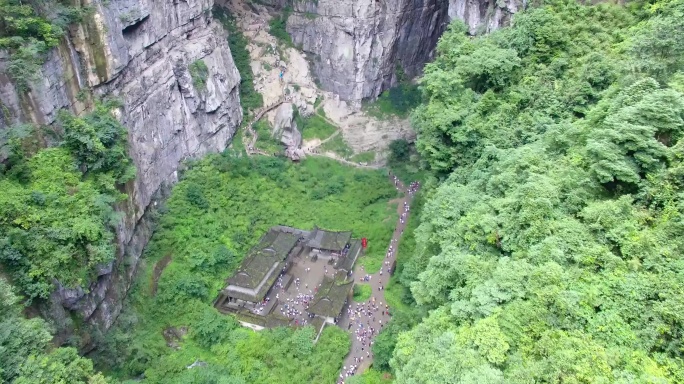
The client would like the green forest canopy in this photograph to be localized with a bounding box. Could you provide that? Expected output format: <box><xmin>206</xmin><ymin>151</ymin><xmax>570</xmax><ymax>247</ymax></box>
<box><xmin>0</xmin><ymin>101</ymin><xmax>134</xmax><ymax>301</ymax></box>
<box><xmin>390</xmin><ymin>0</ymin><xmax>684</xmax><ymax>382</ymax></box>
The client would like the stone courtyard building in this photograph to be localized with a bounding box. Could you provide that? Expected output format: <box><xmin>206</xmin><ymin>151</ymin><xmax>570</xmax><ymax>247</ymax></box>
<box><xmin>214</xmin><ymin>225</ymin><xmax>363</xmax><ymax>330</ymax></box>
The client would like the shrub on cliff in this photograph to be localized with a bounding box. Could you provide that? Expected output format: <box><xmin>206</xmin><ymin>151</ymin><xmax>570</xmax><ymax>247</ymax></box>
<box><xmin>0</xmin><ymin>104</ymin><xmax>133</xmax><ymax>301</ymax></box>
<box><xmin>213</xmin><ymin>6</ymin><xmax>264</xmax><ymax>112</ymax></box>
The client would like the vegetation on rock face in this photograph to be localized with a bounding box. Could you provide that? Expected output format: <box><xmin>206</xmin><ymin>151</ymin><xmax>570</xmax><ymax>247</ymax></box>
<box><xmin>364</xmin><ymin>83</ymin><xmax>422</xmax><ymax>119</ymax></box>
<box><xmin>387</xmin><ymin>0</ymin><xmax>684</xmax><ymax>382</ymax></box>
<box><xmin>269</xmin><ymin>6</ymin><xmax>292</xmax><ymax>47</ymax></box>
<box><xmin>213</xmin><ymin>6</ymin><xmax>263</xmax><ymax>112</ymax></box>
<box><xmin>297</xmin><ymin>113</ymin><xmax>338</xmax><ymax>141</ymax></box>
<box><xmin>0</xmin><ymin>0</ymin><xmax>87</xmax><ymax>90</ymax></box>
<box><xmin>188</xmin><ymin>59</ymin><xmax>209</xmax><ymax>91</ymax></box>
<box><xmin>93</xmin><ymin>154</ymin><xmax>398</xmax><ymax>382</ymax></box>
<box><xmin>253</xmin><ymin>119</ymin><xmax>283</xmax><ymax>154</ymax></box>
<box><xmin>0</xmin><ymin>101</ymin><xmax>134</xmax><ymax>301</ymax></box>
<box><xmin>0</xmin><ymin>277</ymin><xmax>109</xmax><ymax>383</ymax></box>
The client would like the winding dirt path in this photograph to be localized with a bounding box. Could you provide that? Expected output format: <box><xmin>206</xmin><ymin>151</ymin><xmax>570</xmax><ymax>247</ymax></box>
<box><xmin>243</xmin><ymin>97</ymin><xmax>287</xmax><ymax>155</ymax></box>
<box><xmin>242</xmin><ymin>98</ymin><xmax>383</xmax><ymax>169</ymax></box>
<box><xmin>336</xmin><ymin>176</ymin><xmax>417</xmax><ymax>382</ymax></box>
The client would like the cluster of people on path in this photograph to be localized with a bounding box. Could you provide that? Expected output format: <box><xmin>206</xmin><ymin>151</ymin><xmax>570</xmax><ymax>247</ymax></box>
<box><xmin>280</xmin><ymin>301</ymin><xmax>305</xmax><ymax>320</ymax></box>
<box><xmin>337</xmin><ymin>174</ymin><xmax>419</xmax><ymax>383</ymax></box>
<box><xmin>338</xmin><ymin>298</ymin><xmax>391</xmax><ymax>383</ymax></box>
<box><xmin>339</xmin><ymin>365</ymin><xmax>359</xmax><ymax>382</ymax></box>
<box><xmin>408</xmin><ymin>180</ymin><xmax>420</xmax><ymax>196</ymax></box>
<box><xmin>392</xmin><ymin>175</ymin><xmax>400</xmax><ymax>190</ymax></box>
<box><xmin>400</xmin><ymin>201</ymin><xmax>411</xmax><ymax>225</ymax></box>
<box><xmin>386</xmin><ymin>241</ymin><xmax>395</xmax><ymax>260</ymax></box>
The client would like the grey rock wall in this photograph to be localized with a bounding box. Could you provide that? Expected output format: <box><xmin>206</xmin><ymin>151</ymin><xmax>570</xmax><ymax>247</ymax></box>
<box><xmin>448</xmin><ymin>0</ymin><xmax>524</xmax><ymax>35</ymax></box>
<box><xmin>0</xmin><ymin>0</ymin><xmax>242</xmax><ymax>331</ymax></box>
<box><xmin>285</xmin><ymin>0</ymin><xmax>449</xmax><ymax>101</ymax></box>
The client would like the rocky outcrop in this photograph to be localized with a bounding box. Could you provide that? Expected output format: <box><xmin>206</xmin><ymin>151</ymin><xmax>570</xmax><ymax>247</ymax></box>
<box><xmin>448</xmin><ymin>0</ymin><xmax>524</xmax><ymax>34</ymax></box>
<box><xmin>0</xmin><ymin>0</ymin><xmax>242</xmax><ymax>331</ymax></box>
<box><xmin>272</xmin><ymin>103</ymin><xmax>305</xmax><ymax>160</ymax></box>
<box><xmin>284</xmin><ymin>0</ymin><xmax>449</xmax><ymax>101</ymax></box>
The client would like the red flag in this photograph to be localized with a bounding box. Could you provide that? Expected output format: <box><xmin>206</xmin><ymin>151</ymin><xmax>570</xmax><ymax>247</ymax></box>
<box><xmin>362</xmin><ymin>238</ymin><xmax>368</xmax><ymax>248</ymax></box>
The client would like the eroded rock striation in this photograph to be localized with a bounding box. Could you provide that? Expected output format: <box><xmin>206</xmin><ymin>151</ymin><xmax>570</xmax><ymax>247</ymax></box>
<box><xmin>448</xmin><ymin>0</ymin><xmax>524</xmax><ymax>35</ymax></box>
<box><xmin>272</xmin><ymin>102</ymin><xmax>305</xmax><ymax>160</ymax></box>
<box><xmin>284</xmin><ymin>0</ymin><xmax>449</xmax><ymax>101</ymax></box>
<box><xmin>269</xmin><ymin>0</ymin><xmax>521</xmax><ymax>102</ymax></box>
<box><xmin>0</xmin><ymin>0</ymin><xmax>242</xmax><ymax>331</ymax></box>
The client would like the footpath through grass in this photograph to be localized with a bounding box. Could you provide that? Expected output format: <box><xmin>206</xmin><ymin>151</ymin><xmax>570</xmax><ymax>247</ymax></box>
<box><xmin>321</xmin><ymin>134</ymin><xmax>354</xmax><ymax>159</ymax></box>
<box><xmin>298</xmin><ymin>114</ymin><xmax>338</xmax><ymax>141</ymax></box>
<box><xmin>94</xmin><ymin>154</ymin><xmax>398</xmax><ymax>383</ymax></box>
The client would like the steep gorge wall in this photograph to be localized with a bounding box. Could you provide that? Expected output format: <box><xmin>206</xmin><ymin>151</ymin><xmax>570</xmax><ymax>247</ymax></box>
<box><xmin>285</xmin><ymin>0</ymin><xmax>449</xmax><ymax>101</ymax></box>
<box><xmin>0</xmin><ymin>0</ymin><xmax>242</xmax><ymax>331</ymax></box>
<box><xmin>268</xmin><ymin>0</ymin><xmax>521</xmax><ymax>102</ymax></box>
<box><xmin>448</xmin><ymin>0</ymin><xmax>524</xmax><ymax>34</ymax></box>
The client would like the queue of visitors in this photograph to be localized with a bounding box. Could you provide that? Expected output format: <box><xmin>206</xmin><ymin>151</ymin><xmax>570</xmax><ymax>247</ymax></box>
<box><xmin>338</xmin><ymin>175</ymin><xmax>421</xmax><ymax>383</ymax></box>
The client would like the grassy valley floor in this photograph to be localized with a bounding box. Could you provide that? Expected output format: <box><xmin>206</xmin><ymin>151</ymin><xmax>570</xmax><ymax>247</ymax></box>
<box><xmin>94</xmin><ymin>153</ymin><xmax>398</xmax><ymax>383</ymax></box>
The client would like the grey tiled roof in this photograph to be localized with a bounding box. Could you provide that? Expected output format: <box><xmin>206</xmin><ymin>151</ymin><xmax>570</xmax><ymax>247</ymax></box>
<box><xmin>306</xmin><ymin>227</ymin><xmax>352</xmax><ymax>251</ymax></box>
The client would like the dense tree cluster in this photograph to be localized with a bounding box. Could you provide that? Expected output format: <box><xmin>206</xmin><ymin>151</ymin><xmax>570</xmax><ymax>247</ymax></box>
<box><xmin>390</xmin><ymin>0</ymin><xmax>684</xmax><ymax>382</ymax></box>
<box><xmin>0</xmin><ymin>277</ymin><xmax>110</xmax><ymax>383</ymax></box>
<box><xmin>0</xmin><ymin>0</ymin><xmax>87</xmax><ymax>90</ymax></box>
<box><xmin>0</xmin><ymin>102</ymin><xmax>134</xmax><ymax>300</ymax></box>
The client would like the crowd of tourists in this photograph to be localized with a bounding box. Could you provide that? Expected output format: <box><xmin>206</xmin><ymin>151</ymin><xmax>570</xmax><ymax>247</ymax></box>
<box><xmin>339</xmin><ymin>298</ymin><xmax>389</xmax><ymax>383</ymax></box>
<box><xmin>337</xmin><ymin>176</ymin><xmax>421</xmax><ymax>383</ymax></box>
<box><xmin>407</xmin><ymin>180</ymin><xmax>420</xmax><ymax>196</ymax></box>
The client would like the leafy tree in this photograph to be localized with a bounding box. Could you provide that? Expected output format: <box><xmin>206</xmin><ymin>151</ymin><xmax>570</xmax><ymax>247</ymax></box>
<box><xmin>389</xmin><ymin>139</ymin><xmax>410</xmax><ymax>163</ymax></box>
<box><xmin>14</xmin><ymin>347</ymin><xmax>109</xmax><ymax>384</ymax></box>
<box><xmin>192</xmin><ymin>307</ymin><xmax>238</xmax><ymax>348</ymax></box>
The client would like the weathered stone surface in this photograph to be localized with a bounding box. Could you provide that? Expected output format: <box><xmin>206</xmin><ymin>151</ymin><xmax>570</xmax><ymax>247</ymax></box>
<box><xmin>448</xmin><ymin>0</ymin><xmax>524</xmax><ymax>34</ymax></box>
<box><xmin>0</xmin><ymin>0</ymin><xmax>242</xmax><ymax>332</ymax></box>
<box><xmin>272</xmin><ymin>102</ymin><xmax>305</xmax><ymax>160</ymax></box>
<box><xmin>285</xmin><ymin>0</ymin><xmax>449</xmax><ymax>101</ymax></box>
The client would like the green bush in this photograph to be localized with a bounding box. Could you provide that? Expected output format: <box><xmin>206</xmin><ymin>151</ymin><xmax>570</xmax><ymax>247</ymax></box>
<box><xmin>269</xmin><ymin>7</ymin><xmax>292</xmax><ymax>47</ymax></box>
<box><xmin>213</xmin><ymin>7</ymin><xmax>263</xmax><ymax>111</ymax></box>
<box><xmin>192</xmin><ymin>307</ymin><xmax>238</xmax><ymax>348</ymax></box>
<box><xmin>188</xmin><ymin>60</ymin><xmax>209</xmax><ymax>91</ymax></box>
<box><xmin>388</xmin><ymin>139</ymin><xmax>410</xmax><ymax>162</ymax></box>
<box><xmin>297</xmin><ymin>114</ymin><xmax>338</xmax><ymax>140</ymax></box>
<box><xmin>0</xmin><ymin>104</ymin><xmax>133</xmax><ymax>301</ymax></box>
<box><xmin>352</xmin><ymin>284</ymin><xmax>372</xmax><ymax>302</ymax></box>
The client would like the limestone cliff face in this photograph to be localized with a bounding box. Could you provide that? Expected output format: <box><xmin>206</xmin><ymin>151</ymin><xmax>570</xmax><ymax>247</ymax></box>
<box><xmin>275</xmin><ymin>0</ymin><xmax>521</xmax><ymax>102</ymax></box>
<box><xmin>448</xmin><ymin>0</ymin><xmax>524</xmax><ymax>34</ymax></box>
<box><xmin>0</xmin><ymin>0</ymin><xmax>242</xmax><ymax>331</ymax></box>
<box><xmin>284</xmin><ymin>0</ymin><xmax>449</xmax><ymax>101</ymax></box>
